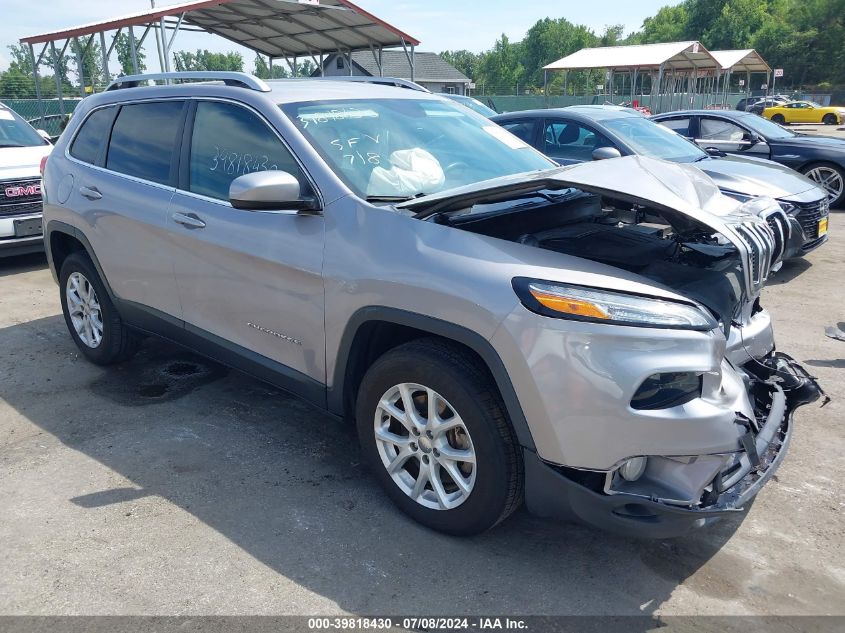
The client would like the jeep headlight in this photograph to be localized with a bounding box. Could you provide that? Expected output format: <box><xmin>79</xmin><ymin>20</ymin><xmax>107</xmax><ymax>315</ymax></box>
<box><xmin>513</xmin><ymin>279</ymin><xmax>718</xmax><ymax>330</ymax></box>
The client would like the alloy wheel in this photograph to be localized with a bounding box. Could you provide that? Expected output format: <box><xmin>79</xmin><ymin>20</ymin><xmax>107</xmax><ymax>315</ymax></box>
<box><xmin>805</xmin><ymin>166</ymin><xmax>844</xmax><ymax>202</ymax></box>
<box><xmin>66</xmin><ymin>271</ymin><xmax>104</xmax><ymax>348</ymax></box>
<box><xmin>374</xmin><ymin>383</ymin><xmax>476</xmax><ymax>510</ymax></box>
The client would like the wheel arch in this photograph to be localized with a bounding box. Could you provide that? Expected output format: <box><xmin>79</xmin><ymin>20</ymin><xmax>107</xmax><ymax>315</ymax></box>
<box><xmin>46</xmin><ymin>221</ymin><xmax>116</xmax><ymax>300</ymax></box>
<box><xmin>329</xmin><ymin>306</ymin><xmax>536</xmax><ymax>451</ymax></box>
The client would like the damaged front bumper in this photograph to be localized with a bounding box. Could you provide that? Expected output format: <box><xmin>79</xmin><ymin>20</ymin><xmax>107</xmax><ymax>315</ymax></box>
<box><xmin>524</xmin><ymin>353</ymin><xmax>825</xmax><ymax>538</ymax></box>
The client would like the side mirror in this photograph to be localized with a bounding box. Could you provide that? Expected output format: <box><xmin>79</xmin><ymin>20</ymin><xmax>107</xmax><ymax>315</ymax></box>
<box><xmin>592</xmin><ymin>146</ymin><xmax>622</xmax><ymax>161</ymax></box>
<box><xmin>36</xmin><ymin>129</ymin><xmax>51</xmax><ymax>142</ymax></box>
<box><xmin>704</xmin><ymin>146</ymin><xmax>726</xmax><ymax>157</ymax></box>
<box><xmin>742</xmin><ymin>132</ymin><xmax>760</xmax><ymax>144</ymax></box>
<box><xmin>229</xmin><ymin>170</ymin><xmax>319</xmax><ymax>212</ymax></box>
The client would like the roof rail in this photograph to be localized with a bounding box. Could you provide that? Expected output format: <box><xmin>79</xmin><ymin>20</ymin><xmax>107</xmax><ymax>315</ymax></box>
<box><xmin>313</xmin><ymin>76</ymin><xmax>430</xmax><ymax>93</ymax></box>
<box><xmin>106</xmin><ymin>71</ymin><xmax>271</xmax><ymax>93</ymax></box>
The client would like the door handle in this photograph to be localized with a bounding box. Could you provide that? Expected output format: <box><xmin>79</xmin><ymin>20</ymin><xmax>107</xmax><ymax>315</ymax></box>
<box><xmin>79</xmin><ymin>185</ymin><xmax>102</xmax><ymax>200</ymax></box>
<box><xmin>172</xmin><ymin>211</ymin><xmax>206</xmax><ymax>229</ymax></box>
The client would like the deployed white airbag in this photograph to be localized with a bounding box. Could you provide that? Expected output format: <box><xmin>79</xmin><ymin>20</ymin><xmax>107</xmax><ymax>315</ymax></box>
<box><xmin>367</xmin><ymin>148</ymin><xmax>445</xmax><ymax>198</ymax></box>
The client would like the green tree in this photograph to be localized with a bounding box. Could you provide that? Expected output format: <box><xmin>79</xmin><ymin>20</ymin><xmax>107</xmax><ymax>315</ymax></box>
<box><xmin>253</xmin><ymin>54</ymin><xmax>289</xmax><ymax>79</ymax></box>
<box><xmin>440</xmin><ymin>50</ymin><xmax>481</xmax><ymax>80</ymax></box>
<box><xmin>640</xmin><ymin>5</ymin><xmax>689</xmax><ymax>43</ymax></box>
<box><xmin>114</xmin><ymin>33</ymin><xmax>146</xmax><ymax>75</ymax></box>
<box><xmin>172</xmin><ymin>49</ymin><xmax>244</xmax><ymax>72</ymax></box>
<box><xmin>70</xmin><ymin>38</ymin><xmax>104</xmax><ymax>90</ymax></box>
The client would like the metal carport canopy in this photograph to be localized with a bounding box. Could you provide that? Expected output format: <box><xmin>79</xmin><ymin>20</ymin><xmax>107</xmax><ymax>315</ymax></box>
<box><xmin>543</xmin><ymin>41</ymin><xmax>719</xmax><ymax>72</ymax></box>
<box><xmin>19</xmin><ymin>0</ymin><xmax>421</xmax><ymax>57</ymax></box>
<box><xmin>710</xmin><ymin>49</ymin><xmax>771</xmax><ymax>73</ymax></box>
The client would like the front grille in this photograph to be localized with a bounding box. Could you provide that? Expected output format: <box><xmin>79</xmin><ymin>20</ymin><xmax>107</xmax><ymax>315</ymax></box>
<box><xmin>0</xmin><ymin>178</ymin><xmax>42</xmax><ymax>218</ymax></box>
<box><xmin>732</xmin><ymin>219</ymin><xmax>776</xmax><ymax>291</ymax></box>
<box><xmin>0</xmin><ymin>201</ymin><xmax>42</xmax><ymax>217</ymax></box>
<box><xmin>794</xmin><ymin>198</ymin><xmax>829</xmax><ymax>240</ymax></box>
<box><xmin>763</xmin><ymin>209</ymin><xmax>789</xmax><ymax>263</ymax></box>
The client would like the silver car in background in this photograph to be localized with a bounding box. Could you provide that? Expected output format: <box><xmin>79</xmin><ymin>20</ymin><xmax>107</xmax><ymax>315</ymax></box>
<box><xmin>41</xmin><ymin>73</ymin><xmax>822</xmax><ymax>538</ymax></box>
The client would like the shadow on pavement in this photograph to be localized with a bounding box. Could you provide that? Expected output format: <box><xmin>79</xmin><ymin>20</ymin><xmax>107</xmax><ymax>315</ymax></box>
<box><xmin>772</xmin><ymin>257</ymin><xmax>812</xmax><ymax>284</ymax></box>
<box><xmin>0</xmin><ymin>315</ymin><xmax>749</xmax><ymax>616</ymax></box>
<box><xmin>0</xmin><ymin>252</ymin><xmax>48</xmax><ymax>278</ymax></box>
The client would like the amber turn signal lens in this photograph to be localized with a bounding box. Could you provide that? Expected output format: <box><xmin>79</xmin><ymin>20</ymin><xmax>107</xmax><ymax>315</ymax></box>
<box><xmin>529</xmin><ymin>289</ymin><xmax>610</xmax><ymax>319</ymax></box>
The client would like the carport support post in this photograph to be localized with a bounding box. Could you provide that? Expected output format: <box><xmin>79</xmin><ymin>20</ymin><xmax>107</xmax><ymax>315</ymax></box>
<box><xmin>99</xmin><ymin>31</ymin><xmax>110</xmax><ymax>89</ymax></box>
<box><xmin>50</xmin><ymin>41</ymin><xmax>65</xmax><ymax>116</ymax></box>
<box><xmin>27</xmin><ymin>43</ymin><xmax>45</xmax><ymax>124</ymax></box>
<box><xmin>745</xmin><ymin>69</ymin><xmax>750</xmax><ymax>103</ymax></box>
<box><xmin>129</xmin><ymin>26</ymin><xmax>139</xmax><ymax>74</ymax></box>
<box><xmin>655</xmin><ymin>63</ymin><xmax>664</xmax><ymax>113</ymax></box>
<box><xmin>74</xmin><ymin>38</ymin><xmax>85</xmax><ymax>98</ymax></box>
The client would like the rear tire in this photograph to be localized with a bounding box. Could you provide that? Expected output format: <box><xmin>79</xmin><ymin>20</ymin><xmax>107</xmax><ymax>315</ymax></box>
<box><xmin>823</xmin><ymin>113</ymin><xmax>838</xmax><ymax>125</ymax></box>
<box><xmin>771</xmin><ymin>114</ymin><xmax>786</xmax><ymax>124</ymax></box>
<box><xmin>59</xmin><ymin>252</ymin><xmax>140</xmax><ymax>365</ymax></box>
<box><xmin>355</xmin><ymin>338</ymin><xmax>523</xmax><ymax>535</ymax></box>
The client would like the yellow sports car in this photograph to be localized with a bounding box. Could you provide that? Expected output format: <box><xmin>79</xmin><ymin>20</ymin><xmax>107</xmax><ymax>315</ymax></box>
<box><xmin>763</xmin><ymin>101</ymin><xmax>845</xmax><ymax>125</ymax></box>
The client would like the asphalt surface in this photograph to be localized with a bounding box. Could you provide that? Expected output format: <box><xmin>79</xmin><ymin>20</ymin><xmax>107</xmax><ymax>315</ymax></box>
<box><xmin>0</xmin><ymin>215</ymin><xmax>843</xmax><ymax>617</ymax></box>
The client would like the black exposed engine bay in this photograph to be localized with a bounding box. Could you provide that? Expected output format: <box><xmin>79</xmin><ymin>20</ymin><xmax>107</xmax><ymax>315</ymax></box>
<box><xmin>440</xmin><ymin>189</ymin><xmax>745</xmax><ymax>324</ymax></box>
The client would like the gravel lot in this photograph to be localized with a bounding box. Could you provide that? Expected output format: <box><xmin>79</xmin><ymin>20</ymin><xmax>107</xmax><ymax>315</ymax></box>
<box><xmin>0</xmin><ymin>213</ymin><xmax>843</xmax><ymax>617</ymax></box>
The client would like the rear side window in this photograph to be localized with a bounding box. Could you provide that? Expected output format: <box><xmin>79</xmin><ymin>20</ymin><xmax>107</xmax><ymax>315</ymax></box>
<box><xmin>499</xmin><ymin>120</ymin><xmax>536</xmax><ymax>145</ymax></box>
<box><xmin>70</xmin><ymin>107</ymin><xmax>115</xmax><ymax>164</ymax></box>
<box><xmin>188</xmin><ymin>101</ymin><xmax>305</xmax><ymax>201</ymax></box>
<box><xmin>657</xmin><ymin>117</ymin><xmax>691</xmax><ymax>136</ymax></box>
<box><xmin>106</xmin><ymin>101</ymin><xmax>184</xmax><ymax>185</ymax></box>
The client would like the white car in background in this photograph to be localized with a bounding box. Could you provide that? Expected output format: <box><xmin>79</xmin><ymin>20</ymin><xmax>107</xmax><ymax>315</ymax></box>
<box><xmin>0</xmin><ymin>104</ymin><xmax>52</xmax><ymax>257</ymax></box>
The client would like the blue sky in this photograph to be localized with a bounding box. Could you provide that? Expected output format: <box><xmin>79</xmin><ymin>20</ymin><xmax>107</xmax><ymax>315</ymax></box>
<box><xmin>0</xmin><ymin>0</ymin><xmax>678</xmax><ymax>72</ymax></box>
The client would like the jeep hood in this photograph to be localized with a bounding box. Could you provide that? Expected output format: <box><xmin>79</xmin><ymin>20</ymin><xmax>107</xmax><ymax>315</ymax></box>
<box><xmin>403</xmin><ymin>155</ymin><xmax>741</xmax><ymax>222</ymax></box>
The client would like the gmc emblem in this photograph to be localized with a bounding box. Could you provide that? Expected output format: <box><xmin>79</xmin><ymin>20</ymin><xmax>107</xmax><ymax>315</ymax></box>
<box><xmin>5</xmin><ymin>184</ymin><xmax>41</xmax><ymax>198</ymax></box>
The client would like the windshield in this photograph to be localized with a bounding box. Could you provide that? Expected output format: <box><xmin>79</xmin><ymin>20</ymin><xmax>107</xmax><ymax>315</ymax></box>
<box><xmin>281</xmin><ymin>98</ymin><xmax>553</xmax><ymax>199</ymax></box>
<box><xmin>739</xmin><ymin>113</ymin><xmax>796</xmax><ymax>139</ymax></box>
<box><xmin>602</xmin><ymin>116</ymin><xmax>706</xmax><ymax>163</ymax></box>
<box><xmin>447</xmin><ymin>95</ymin><xmax>498</xmax><ymax>118</ymax></box>
<box><xmin>0</xmin><ymin>108</ymin><xmax>48</xmax><ymax>147</ymax></box>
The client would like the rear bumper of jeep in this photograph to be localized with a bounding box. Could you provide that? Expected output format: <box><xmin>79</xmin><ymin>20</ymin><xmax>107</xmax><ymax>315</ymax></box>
<box><xmin>522</xmin><ymin>353</ymin><xmax>824</xmax><ymax>538</ymax></box>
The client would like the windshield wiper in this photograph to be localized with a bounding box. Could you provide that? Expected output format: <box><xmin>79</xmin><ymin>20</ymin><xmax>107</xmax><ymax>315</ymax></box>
<box><xmin>0</xmin><ymin>143</ymin><xmax>26</xmax><ymax>148</ymax></box>
<box><xmin>365</xmin><ymin>195</ymin><xmax>415</xmax><ymax>203</ymax></box>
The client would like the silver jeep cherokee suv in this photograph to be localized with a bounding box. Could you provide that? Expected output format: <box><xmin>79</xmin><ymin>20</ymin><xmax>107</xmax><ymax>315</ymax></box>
<box><xmin>42</xmin><ymin>72</ymin><xmax>822</xmax><ymax>538</ymax></box>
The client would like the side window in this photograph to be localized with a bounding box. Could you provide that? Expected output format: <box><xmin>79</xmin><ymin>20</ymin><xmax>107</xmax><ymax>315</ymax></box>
<box><xmin>106</xmin><ymin>101</ymin><xmax>184</xmax><ymax>185</ymax></box>
<box><xmin>699</xmin><ymin>118</ymin><xmax>746</xmax><ymax>141</ymax></box>
<box><xmin>189</xmin><ymin>101</ymin><xmax>305</xmax><ymax>201</ymax></box>
<box><xmin>544</xmin><ymin>120</ymin><xmax>612</xmax><ymax>160</ymax></box>
<box><xmin>657</xmin><ymin>117</ymin><xmax>691</xmax><ymax>136</ymax></box>
<box><xmin>499</xmin><ymin>120</ymin><xmax>536</xmax><ymax>146</ymax></box>
<box><xmin>69</xmin><ymin>107</ymin><xmax>115</xmax><ymax>165</ymax></box>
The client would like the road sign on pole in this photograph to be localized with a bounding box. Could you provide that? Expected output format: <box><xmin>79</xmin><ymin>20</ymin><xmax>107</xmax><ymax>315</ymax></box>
<box><xmin>774</xmin><ymin>68</ymin><xmax>784</xmax><ymax>78</ymax></box>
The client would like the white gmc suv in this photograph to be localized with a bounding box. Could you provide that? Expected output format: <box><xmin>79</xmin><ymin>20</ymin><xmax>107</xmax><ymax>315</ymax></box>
<box><xmin>0</xmin><ymin>103</ymin><xmax>52</xmax><ymax>257</ymax></box>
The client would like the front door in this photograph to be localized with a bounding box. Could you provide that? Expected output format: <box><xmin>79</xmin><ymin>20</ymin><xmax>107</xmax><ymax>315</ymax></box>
<box><xmin>168</xmin><ymin>99</ymin><xmax>326</xmax><ymax>387</ymax></box>
<box><xmin>696</xmin><ymin>117</ymin><xmax>771</xmax><ymax>159</ymax></box>
<box><xmin>541</xmin><ymin>118</ymin><xmax>616</xmax><ymax>165</ymax></box>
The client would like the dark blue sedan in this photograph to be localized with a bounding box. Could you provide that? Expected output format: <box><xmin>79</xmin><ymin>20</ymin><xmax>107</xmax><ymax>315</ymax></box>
<box><xmin>651</xmin><ymin>109</ymin><xmax>845</xmax><ymax>208</ymax></box>
<box><xmin>491</xmin><ymin>106</ymin><xmax>830</xmax><ymax>256</ymax></box>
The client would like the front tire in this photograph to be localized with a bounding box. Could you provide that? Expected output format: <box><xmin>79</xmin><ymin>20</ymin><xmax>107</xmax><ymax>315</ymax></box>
<box><xmin>771</xmin><ymin>113</ymin><xmax>786</xmax><ymax>124</ymax></box>
<box><xmin>355</xmin><ymin>338</ymin><xmax>523</xmax><ymax>535</ymax></box>
<box><xmin>59</xmin><ymin>252</ymin><xmax>140</xmax><ymax>365</ymax></box>
<box><xmin>823</xmin><ymin>113</ymin><xmax>838</xmax><ymax>125</ymax></box>
<box><xmin>801</xmin><ymin>162</ymin><xmax>845</xmax><ymax>207</ymax></box>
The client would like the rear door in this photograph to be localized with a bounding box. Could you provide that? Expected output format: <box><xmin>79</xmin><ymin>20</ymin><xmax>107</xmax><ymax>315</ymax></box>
<box><xmin>168</xmin><ymin>99</ymin><xmax>326</xmax><ymax>387</ymax></box>
<box><xmin>66</xmin><ymin>100</ymin><xmax>185</xmax><ymax>318</ymax></box>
